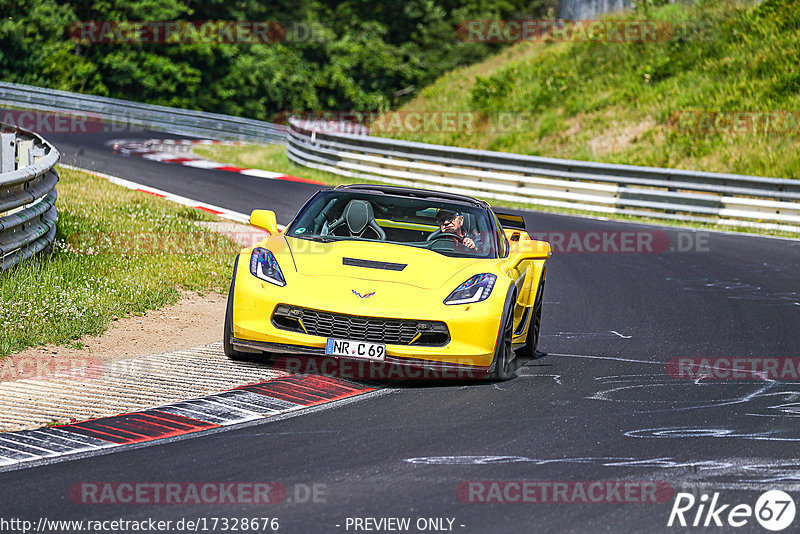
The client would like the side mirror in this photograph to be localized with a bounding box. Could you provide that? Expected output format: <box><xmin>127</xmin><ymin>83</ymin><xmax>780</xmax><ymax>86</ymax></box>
<box><xmin>250</xmin><ymin>210</ymin><xmax>279</xmax><ymax>235</ymax></box>
<box><xmin>510</xmin><ymin>237</ymin><xmax>551</xmax><ymax>266</ymax></box>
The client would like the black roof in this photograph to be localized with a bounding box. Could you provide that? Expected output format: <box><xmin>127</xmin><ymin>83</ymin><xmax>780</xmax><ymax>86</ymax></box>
<box><xmin>336</xmin><ymin>184</ymin><xmax>490</xmax><ymax>209</ymax></box>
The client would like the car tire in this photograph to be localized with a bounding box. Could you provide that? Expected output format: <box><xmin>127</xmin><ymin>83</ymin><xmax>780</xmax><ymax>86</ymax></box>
<box><xmin>517</xmin><ymin>271</ymin><xmax>545</xmax><ymax>360</ymax></box>
<box><xmin>223</xmin><ymin>276</ymin><xmax>250</xmax><ymax>361</ymax></box>
<box><xmin>223</xmin><ymin>280</ymin><xmax>272</xmax><ymax>362</ymax></box>
<box><xmin>488</xmin><ymin>288</ymin><xmax>516</xmax><ymax>381</ymax></box>
<box><xmin>223</xmin><ymin>257</ymin><xmax>267</xmax><ymax>362</ymax></box>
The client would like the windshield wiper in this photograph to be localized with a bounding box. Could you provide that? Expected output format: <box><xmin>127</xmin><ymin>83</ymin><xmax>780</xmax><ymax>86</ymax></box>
<box><xmin>301</xmin><ymin>235</ymin><xmax>338</xmax><ymax>243</ymax></box>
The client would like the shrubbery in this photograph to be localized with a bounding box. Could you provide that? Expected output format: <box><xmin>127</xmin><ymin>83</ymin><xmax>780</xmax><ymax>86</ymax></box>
<box><xmin>0</xmin><ymin>0</ymin><xmax>557</xmax><ymax>119</ymax></box>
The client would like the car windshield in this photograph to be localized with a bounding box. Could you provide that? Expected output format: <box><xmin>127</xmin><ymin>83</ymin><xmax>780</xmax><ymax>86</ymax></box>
<box><xmin>287</xmin><ymin>189</ymin><xmax>500</xmax><ymax>258</ymax></box>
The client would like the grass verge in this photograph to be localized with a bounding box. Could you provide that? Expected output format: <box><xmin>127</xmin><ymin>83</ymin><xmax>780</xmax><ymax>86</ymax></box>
<box><xmin>0</xmin><ymin>166</ymin><xmax>239</xmax><ymax>357</ymax></box>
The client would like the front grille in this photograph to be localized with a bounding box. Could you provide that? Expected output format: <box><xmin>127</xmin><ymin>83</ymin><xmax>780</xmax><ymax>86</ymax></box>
<box><xmin>272</xmin><ymin>305</ymin><xmax>449</xmax><ymax>346</ymax></box>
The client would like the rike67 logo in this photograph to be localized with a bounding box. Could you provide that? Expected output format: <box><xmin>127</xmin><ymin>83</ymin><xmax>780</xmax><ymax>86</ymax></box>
<box><xmin>668</xmin><ymin>490</ymin><xmax>795</xmax><ymax>530</ymax></box>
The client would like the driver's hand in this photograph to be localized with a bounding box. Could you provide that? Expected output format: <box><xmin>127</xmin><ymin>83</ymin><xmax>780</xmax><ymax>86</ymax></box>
<box><xmin>463</xmin><ymin>237</ymin><xmax>476</xmax><ymax>250</ymax></box>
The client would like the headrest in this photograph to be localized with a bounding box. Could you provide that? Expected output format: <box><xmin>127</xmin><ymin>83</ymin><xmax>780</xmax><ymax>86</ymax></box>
<box><xmin>344</xmin><ymin>200</ymin><xmax>374</xmax><ymax>235</ymax></box>
<box><xmin>462</xmin><ymin>212</ymin><xmax>475</xmax><ymax>233</ymax></box>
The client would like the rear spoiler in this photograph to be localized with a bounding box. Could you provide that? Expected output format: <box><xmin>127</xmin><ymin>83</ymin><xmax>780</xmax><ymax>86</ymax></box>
<box><xmin>493</xmin><ymin>209</ymin><xmax>526</xmax><ymax>231</ymax></box>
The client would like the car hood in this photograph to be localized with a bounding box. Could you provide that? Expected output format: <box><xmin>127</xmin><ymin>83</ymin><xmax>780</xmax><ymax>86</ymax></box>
<box><xmin>285</xmin><ymin>237</ymin><xmax>486</xmax><ymax>290</ymax></box>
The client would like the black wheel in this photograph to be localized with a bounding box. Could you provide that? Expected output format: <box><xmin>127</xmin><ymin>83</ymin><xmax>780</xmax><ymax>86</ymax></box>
<box><xmin>488</xmin><ymin>289</ymin><xmax>516</xmax><ymax>381</ymax></box>
<box><xmin>517</xmin><ymin>271</ymin><xmax>545</xmax><ymax>359</ymax></box>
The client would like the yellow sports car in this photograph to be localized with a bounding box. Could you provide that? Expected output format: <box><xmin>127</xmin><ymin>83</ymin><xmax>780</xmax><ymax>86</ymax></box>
<box><xmin>224</xmin><ymin>184</ymin><xmax>551</xmax><ymax>380</ymax></box>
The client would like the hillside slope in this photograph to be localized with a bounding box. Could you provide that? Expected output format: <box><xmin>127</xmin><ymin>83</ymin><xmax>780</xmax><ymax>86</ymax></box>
<box><xmin>381</xmin><ymin>0</ymin><xmax>800</xmax><ymax>179</ymax></box>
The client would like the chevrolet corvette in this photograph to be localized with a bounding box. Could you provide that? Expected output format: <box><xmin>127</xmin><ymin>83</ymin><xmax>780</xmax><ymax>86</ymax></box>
<box><xmin>224</xmin><ymin>184</ymin><xmax>550</xmax><ymax>380</ymax></box>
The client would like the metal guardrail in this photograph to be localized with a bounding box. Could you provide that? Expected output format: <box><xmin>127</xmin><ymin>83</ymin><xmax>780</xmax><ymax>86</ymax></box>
<box><xmin>286</xmin><ymin>118</ymin><xmax>800</xmax><ymax>232</ymax></box>
<box><xmin>0</xmin><ymin>82</ymin><xmax>286</xmax><ymax>144</ymax></box>
<box><xmin>0</xmin><ymin>126</ymin><xmax>59</xmax><ymax>270</ymax></box>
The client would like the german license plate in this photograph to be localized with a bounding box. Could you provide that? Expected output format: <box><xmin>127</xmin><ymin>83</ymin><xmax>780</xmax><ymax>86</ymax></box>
<box><xmin>325</xmin><ymin>338</ymin><xmax>386</xmax><ymax>361</ymax></box>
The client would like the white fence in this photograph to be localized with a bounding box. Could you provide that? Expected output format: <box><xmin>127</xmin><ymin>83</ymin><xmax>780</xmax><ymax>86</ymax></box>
<box><xmin>286</xmin><ymin>118</ymin><xmax>800</xmax><ymax>233</ymax></box>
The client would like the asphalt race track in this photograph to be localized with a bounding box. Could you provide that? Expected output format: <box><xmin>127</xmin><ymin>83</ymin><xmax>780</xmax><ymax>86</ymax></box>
<box><xmin>1</xmin><ymin>129</ymin><xmax>799</xmax><ymax>533</ymax></box>
<box><xmin>46</xmin><ymin>128</ymin><xmax>323</xmax><ymax>221</ymax></box>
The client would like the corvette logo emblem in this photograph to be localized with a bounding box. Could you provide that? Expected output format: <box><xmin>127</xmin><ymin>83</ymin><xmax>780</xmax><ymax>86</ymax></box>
<box><xmin>352</xmin><ymin>290</ymin><xmax>376</xmax><ymax>299</ymax></box>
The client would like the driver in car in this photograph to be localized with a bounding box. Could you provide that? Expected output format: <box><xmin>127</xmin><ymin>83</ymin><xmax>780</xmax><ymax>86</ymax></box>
<box><xmin>436</xmin><ymin>209</ymin><xmax>477</xmax><ymax>251</ymax></box>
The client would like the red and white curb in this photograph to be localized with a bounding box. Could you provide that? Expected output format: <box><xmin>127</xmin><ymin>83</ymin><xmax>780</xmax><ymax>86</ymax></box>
<box><xmin>0</xmin><ymin>342</ymin><xmax>289</xmax><ymax>432</ymax></box>
<box><xmin>58</xmin><ymin>164</ymin><xmax>280</xmax><ymax>227</ymax></box>
<box><xmin>0</xmin><ymin>356</ymin><xmax>376</xmax><ymax>470</ymax></box>
<box><xmin>109</xmin><ymin>138</ymin><xmax>323</xmax><ymax>185</ymax></box>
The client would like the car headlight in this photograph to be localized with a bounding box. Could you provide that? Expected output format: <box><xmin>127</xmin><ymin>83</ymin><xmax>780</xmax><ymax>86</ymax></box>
<box><xmin>249</xmin><ymin>247</ymin><xmax>286</xmax><ymax>286</ymax></box>
<box><xmin>444</xmin><ymin>274</ymin><xmax>496</xmax><ymax>305</ymax></box>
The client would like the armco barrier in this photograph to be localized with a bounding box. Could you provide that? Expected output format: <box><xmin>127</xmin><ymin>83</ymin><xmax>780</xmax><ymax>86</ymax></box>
<box><xmin>0</xmin><ymin>81</ymin><xmax>285</xmax><ymax>143</ymax></box>
<box><xmin>0</xmin><ymin>126</ymin><xmax>59</xmax><ymax>270</ymax></box>
<box><xmin>286</xmin><ymin>118</ymin><xmax>800</xmax><ymax>233</ymax></box>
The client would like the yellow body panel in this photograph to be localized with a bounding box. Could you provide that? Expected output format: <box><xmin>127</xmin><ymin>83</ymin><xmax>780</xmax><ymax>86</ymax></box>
<box><xmin>231</xmin><ymin>226</ymin><xmax>550</xmax><ymax>370</ymax></box>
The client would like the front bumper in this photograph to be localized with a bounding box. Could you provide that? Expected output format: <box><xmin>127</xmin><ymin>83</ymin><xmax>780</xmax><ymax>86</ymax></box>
<box><xmin>230</xmin><ymin>337</ymin><xmax>493</xmax><ymax>380</ymax></box>
<box><xmin>231</xmin><ymin>256</ymin><xmax>505</xmax><ymax>369</ymax></box>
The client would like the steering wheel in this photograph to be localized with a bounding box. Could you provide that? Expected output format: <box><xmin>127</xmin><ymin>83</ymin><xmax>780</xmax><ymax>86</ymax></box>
<box><xmin>428</xmin><ymin>232</ymin><xmax>464</xmax><ymax>243</ymax></box>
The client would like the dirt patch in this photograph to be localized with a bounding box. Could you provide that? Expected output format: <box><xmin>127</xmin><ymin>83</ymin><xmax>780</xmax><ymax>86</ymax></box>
<box><xmin>589</xmin><ymin>118</ymin><xmax>657</xmax><ymax>156</ymax></box>
<box><xmin>563</xmin><ymin>117</ymin><xmax>583</xmax><ymax>138</ymax></box>
<box><xmin>5</xmin><ymin>291</ymin><xmax>227</xmax><ymax>372</ymax></box>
